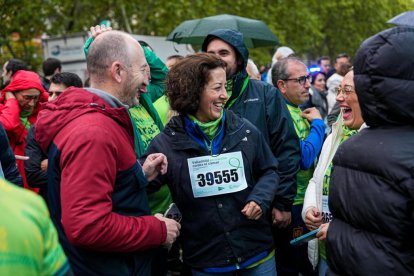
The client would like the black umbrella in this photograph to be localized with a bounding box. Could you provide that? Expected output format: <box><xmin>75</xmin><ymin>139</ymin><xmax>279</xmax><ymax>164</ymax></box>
<box><xmin>167</xmin><ymin>14</ymin><xmax>279</xmax><ymax>48</ymax></box>
<box><xmin>387</xmin><ymin>10</ymin><xmax>414</xmax><ymax>27</ymax></box>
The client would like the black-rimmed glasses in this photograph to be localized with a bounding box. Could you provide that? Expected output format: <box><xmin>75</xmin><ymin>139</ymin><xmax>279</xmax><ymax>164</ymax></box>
<box><xmin>283</xmin><ymin>75</ymin><xmax>311</xmax><ymax>86</ymax></box>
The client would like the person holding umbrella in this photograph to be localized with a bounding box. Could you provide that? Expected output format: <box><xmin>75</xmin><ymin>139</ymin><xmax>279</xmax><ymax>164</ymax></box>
<box><xmin>202</xmin><ymin>29</ymin><xmax>300</xmax><ymax>233</ymax></box>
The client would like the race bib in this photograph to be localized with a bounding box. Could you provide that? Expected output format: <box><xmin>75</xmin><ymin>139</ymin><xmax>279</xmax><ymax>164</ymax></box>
<box><xmin>187</xmin><ymin>152</ymin><xmax>248</xmax><ymax>198</ymax></box>
<box><xmin>321</xmin><ymin>196</ymin><xmax>333</xmax><ymax>223</ymax></box>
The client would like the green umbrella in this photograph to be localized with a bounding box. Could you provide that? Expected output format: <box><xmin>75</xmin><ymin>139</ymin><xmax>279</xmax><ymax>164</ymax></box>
<box><xmin>167</xmin><ymin>14</ymin><xmax>279</xmax><ymax>48</ymax></box>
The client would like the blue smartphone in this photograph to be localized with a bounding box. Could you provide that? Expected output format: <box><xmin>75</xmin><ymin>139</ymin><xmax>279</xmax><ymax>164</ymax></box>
<box><xmin>290</xmin><ymin>228</ymin><xmax>320</xmax><ymax>246</ymax></box>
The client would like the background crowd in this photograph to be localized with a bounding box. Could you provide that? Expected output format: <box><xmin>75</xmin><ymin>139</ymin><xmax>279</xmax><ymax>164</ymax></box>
<box><xmin>0</xmin><ymin>18</ymin><xmax>413</xmax><ymax>276</ymax></box>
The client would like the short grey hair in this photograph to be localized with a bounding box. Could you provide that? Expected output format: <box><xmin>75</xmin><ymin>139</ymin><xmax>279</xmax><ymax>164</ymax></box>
<box><xmin>271</xmin><ymin>57</ymin><xmax>306</xmax><ymax>87</ymax></box>
<box><xmin>87</xmin><ymin>31</ymin><xmax>133</xmax><ymax>80</ymax></box>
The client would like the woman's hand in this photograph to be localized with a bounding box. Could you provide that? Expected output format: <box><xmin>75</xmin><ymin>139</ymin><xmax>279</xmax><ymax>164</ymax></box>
<box><xmin>241</xmin><ymin>201</ymin><xmax>262</xmax><ymax>220</ymax></box>
<box><xmin>305</xmin><ymin>207</ymin><xmax>322</xmax><ymax>230</ymax></box>
<box><xmin>316</xmin><ymin>223</ymin><xmax>329</xmax><ymax>241</ymax></box>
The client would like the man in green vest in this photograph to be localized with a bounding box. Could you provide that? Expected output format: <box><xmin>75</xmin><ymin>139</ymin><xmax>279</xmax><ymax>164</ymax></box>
<box><xmin>272</xmin><ymin>57</ymin><xmax>325</xmax><ymax>276</ymax></box>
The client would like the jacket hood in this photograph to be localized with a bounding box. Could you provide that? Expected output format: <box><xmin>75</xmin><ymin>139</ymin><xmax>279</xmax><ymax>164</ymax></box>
<box><xmin>0</xmin><ymin>70</ymin><xmax>48</xmax><ymax>116</ymax></box>
<box><xmin>2</xmin><ymin>70</ymin><xmax>47</xmax><ymax>95</ymax></box>
<box><xmin>354</xmin><ymin>27</ymin><xmax>414</xmax><ymax>126</ymax></box>
<box><xmin>35</xmin><ymin>87</ymin><xmax>133</xmax><ymax>153</ymax></box>
<box><xmin>201</xmin><ymin>29</ymin><xmax>249</xmax><ymax>69</ymax></box>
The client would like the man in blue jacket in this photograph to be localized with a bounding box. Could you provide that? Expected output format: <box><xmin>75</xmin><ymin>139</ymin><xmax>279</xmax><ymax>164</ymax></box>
<box><xmin>202</xmin><ymin>29</ymin><xmax>301</xmax><ymax>230</ymax></box>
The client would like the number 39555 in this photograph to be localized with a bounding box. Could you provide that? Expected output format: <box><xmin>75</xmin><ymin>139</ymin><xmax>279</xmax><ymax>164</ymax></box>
<box><xmin>196</xmin><ymin>169</ymin><xmax>239</xmax><ymax>187</ymax></box>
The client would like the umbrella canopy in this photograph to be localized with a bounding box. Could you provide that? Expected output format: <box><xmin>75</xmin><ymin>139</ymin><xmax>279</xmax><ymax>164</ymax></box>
<box><xmin>387</xmin><ymin>10</ymin><xmax>414</xmax><ymax>27</ymax></box>
<box><xmin>167</xmin><ymin>14</ymin><xmax>279</xmax><ymax>48</ymax></box>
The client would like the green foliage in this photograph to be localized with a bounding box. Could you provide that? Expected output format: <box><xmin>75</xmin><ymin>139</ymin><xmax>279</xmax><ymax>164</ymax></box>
<box><xmin>0</xmin><ymin>0</ymin><xmax>47</xmax><ymax>71</ymax></box>
<box><xmin>1</xmin><ymin>0</ymin><xmax>413</xmax><ymax>70</ymax></box>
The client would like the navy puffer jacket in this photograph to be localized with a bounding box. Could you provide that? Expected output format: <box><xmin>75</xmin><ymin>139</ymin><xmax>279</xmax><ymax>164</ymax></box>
<box><xmin>327</xmin><ymin>27</ymin><xmax>414</xmax><ymax>275</ymax></box>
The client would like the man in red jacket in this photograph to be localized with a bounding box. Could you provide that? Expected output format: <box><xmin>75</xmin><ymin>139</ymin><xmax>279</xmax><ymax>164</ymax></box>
<box><xmin>0</xmin><ymin>70</ymin><xmax>48</xmax><ymax>191</ymax></box>
<box><xmin>35</xmin><ymin>30</ymin><xmax>180</xmax><ymax>275</ymax></box>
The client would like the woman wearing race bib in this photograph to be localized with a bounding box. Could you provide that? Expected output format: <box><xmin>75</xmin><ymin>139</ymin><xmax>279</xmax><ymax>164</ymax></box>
<box><xmin>301</xmin><ymin>69</ymin><xmax>365</xmax><ymax>275</ymax></box>
<box><xmin>144</xmin><ymin>53</ymin><xmax>279</xmax><ymax>275</ymax></box>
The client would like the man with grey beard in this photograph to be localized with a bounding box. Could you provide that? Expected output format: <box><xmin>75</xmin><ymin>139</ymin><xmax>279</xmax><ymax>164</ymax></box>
<box><xmin>35</xmin><ymin>30</ymin><xmax>180</xmax><ymax>275</ymax></box>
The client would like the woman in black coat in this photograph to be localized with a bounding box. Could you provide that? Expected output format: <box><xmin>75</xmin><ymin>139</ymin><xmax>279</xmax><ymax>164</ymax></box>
<box><xmin>326</xmin><ymin>27</ymin><xmax>414</xmax><ymax>275</ymax></box>
<box><xmin>144</xmin><ymin>53</ymin><xmax>279</xmax><ymax>275</ymax></box>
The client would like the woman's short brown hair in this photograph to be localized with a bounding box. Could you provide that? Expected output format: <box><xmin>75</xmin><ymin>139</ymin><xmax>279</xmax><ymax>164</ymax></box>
<box><xmin>166</xmin><ymin>53</ymin><xmax>224</xmax><ymax>115</ymax></box>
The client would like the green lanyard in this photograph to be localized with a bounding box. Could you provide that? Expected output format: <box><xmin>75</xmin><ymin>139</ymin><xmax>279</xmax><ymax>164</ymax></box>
<box><xmin>226</xmin><ymin>77</ymin><xmax>249</xmax><ymax>109</ymax></box>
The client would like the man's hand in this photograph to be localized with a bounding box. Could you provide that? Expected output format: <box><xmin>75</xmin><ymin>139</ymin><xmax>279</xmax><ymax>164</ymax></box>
<box><xmin>241</xmin><ymin>201</ymin><xmax>262</xmax><ymax>220</ymax></box>
<box><xmin>90</xmin><ymin>25</ymin><xmax>112</xmax><ymax>38</ymax></box>
<box><xmin>305</xmin><ymin>207</ymin><xmax>322</xmax><ymax>230</ymax></box>
<box><xmin>316</xmin><ymin>223</ymin><xmax>329</xmax><ymax>241</ymax></box>
<box><xmin>142</xmin><ymin>153</ymin><xmax>167</xmax><ymax>181</ymax></box>
<box><xmin>272</xmin><ymin>208</ymin><xmax>291</xmax><ymax>228</ymax></box>
<box><xmin>301</xmin><ymin>107</ymin><xmax>322</xmax><ymax>122</ymax></box>
<box><xmin>154</xmin><ymin>214</ymin><xmax>181</xmax><ymax>246</ymax></box>
<box><xmin>5</xmin><ymin>92</ymin><xmax>15</xmax><ymax>100</ymax></box>
<box><xmin>40</xmin><ymin>159</ymin><xmax>48</xmax><ymax>171</ymax></box>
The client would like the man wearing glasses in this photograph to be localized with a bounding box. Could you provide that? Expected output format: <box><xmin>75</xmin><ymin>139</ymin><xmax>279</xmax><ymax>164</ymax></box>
<box><xmin>34</xmin><ymin>30</ymin><xmax>180</xmax><ymax>275</ymax></box>
<box><xmin>272</xmin><ymin>57</ymin><xmax>325</xmax><ymax>276</ymax></box>
<box><xmin>0</xmin><ymin>70</ymin><xmax>48</xmax><ymax>191</ymax></box>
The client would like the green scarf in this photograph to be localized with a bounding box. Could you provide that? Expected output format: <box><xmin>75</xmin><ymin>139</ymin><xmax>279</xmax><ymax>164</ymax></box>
<box><xmin>188</xmin><ymin>112</ymin><xmax>223</xmax><ymax>140</ymax></box>
<box><xmin>20</xmin><ymin>111</ymin><xmax>32</xmax><ymax>130</ymax></box>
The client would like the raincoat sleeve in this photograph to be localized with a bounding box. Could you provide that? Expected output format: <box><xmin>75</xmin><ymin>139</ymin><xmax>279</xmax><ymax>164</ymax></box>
<box><xmin>245</xmin><ymin>125</ymin><xmax>279</xmax><ymax>213</ymax></box>
<box><xmin>25</xmin><ymin>125</ymin><xmax>48</xmax><ymax>189</ymax></box>
<box><xmin>143</xmin><ymin>46</ymin><xmax>168</xmax><ymax>103</ymax></box>
<box><xmin>140</xmin><ymin>136</ymin><xmax>170</xmax><ymax>194</ymax></box>
<box><xmin>0</xmin><ymin>123</ymin><xmax>22</xmax><ymax>186</ymax></box>
<box><xmin>60</xmin><ymin>124</ymin><xmax>166</xmax><ymax>252</ymax></box>
<box><xmin>267</xmin><ymin>87</ymin><xmax>301</xmax><ymax>211</ymax></box>
<box><xmin>299</xmin><ymin>119</ymin><xmax>325</xmax><ymax>170</ymax></box>
<box><xmin>0</xmin><ymin>98</ymin><xmax>21</xmax><ymax>134</ymax></box>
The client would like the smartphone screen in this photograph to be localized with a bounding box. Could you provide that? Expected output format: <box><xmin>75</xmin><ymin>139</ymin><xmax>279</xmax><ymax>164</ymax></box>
<box><xmin>164</xmin><ymin>203</ymin><xmax>182</xmax><ymax>222</ymax></box>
